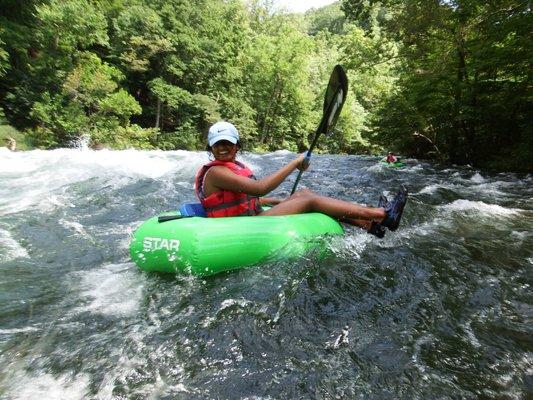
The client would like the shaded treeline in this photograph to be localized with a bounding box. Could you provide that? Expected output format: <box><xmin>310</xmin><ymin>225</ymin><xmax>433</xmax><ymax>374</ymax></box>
<box><xmin>341</xmin><ymin>0</ymin><xmax>532</xmax><ymax>171</ymax></box>
<box><xmin>0</xmin><ymin>0</ymin><xmax>530</xmax><ymax>171</ymax></box>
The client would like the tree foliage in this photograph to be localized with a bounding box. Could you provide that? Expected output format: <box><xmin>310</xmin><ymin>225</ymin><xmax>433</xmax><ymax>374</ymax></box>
<box><xmin>342</xmin><ymin>0</ymin><xmax>532</xmax><ymax>171</ymax></box>
<box><xmin>305</xmin><ymin>2</ymin><xmax>347</xmax><ymax>36</ymax></box>
<box><xmin>0</xmin><ymin>0</ymin><xmax>530</xmax><ymax>171</ymax></box>
<box><xmin>0</xmin><ymin>29</ymin><xmax>8</xmax><ymax>78</ymax></box>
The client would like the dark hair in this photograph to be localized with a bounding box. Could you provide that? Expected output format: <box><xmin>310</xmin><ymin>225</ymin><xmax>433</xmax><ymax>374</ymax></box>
<box><xmin>205</xmin><ymin>140</ymin><xmax>243</xmax><ymax>155</ymax></box>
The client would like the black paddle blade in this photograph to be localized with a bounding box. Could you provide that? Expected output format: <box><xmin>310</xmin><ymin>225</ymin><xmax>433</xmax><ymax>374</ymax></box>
<box><xmin>319</xmin><ymin>64</ymin><xmax>348</xmax><ymax>136</ymax></box>
<box><xmin>290</xmin><ymin>65</ymin><xmax>348</xmax><ymax>195</ymax></box>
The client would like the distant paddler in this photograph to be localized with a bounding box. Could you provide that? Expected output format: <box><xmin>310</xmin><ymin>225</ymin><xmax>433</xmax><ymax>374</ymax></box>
<box><xmin>385</xmin><ymin>152</ymin><xmax>397</xmax><ymax>163</ymax></box>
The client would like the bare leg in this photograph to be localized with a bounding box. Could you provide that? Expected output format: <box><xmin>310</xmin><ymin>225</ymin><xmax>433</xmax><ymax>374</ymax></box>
<box><xmin>259</xmin><ymin>189</ymin><xmax>385</xmax><ymax>228</ymax></box>
<box><xmin>341</xmin><ymin>218</ymin><xmax>372</xmax><ymax>230</ymax></box>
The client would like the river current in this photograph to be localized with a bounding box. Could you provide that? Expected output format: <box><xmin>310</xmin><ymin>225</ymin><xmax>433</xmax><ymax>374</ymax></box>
<box><xmin>0</xmin><ymin>147</ymin><xmax>531</xmax><ymax>399</ymax></box>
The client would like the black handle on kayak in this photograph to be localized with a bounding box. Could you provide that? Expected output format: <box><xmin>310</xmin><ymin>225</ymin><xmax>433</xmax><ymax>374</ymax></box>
<box><xmin>158</xmin><ymin>215</ymin><xmax>184</xmax><ymax>223</ymax></box>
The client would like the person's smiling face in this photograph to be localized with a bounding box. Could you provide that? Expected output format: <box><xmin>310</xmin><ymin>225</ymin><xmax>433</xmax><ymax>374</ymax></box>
<box><xmin>212</xmin><ymin>140</ymin><xmax>238</xmax><ymax>162</ymax></box>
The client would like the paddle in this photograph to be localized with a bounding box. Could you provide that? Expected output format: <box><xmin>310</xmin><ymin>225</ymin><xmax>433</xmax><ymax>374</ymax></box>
<box><xmin>290</xmin><ymin>64</ymin><xmax>348</xmax><ymax>195</ymax></box>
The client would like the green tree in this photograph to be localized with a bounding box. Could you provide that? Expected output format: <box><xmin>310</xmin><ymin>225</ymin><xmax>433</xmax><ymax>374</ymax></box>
<box><xmin>338</xmin><ymin>23</ymin><xmax>400</xmax><ymax>153</ymax></box>
<box><xmin>109</xmin><ymin>0</ymin><xmax>252</xmax><ymax>148</ymax></box>
<box><xmin>0</xmin><ymin>0</ymin><xmax>50</xmax><ymax>125</ymax></box>
<box><xmin>0</xmin><ymin>28</ymin><xmax>9</xmax><ymax>119</ymax></box>
<box><xmin>1</xmin><ymin>0</ymin><xmax>109</xmax><ymax>129</ymax></box>
<box><xmin>305</xmin><ymin>1</ymin><xmax>346</xmax><ymax>36</ymax></box>
<box><xmin>342</xmin><ymin>0</ymin><xmax>533</xmax><ymax>171</ymax></box>
<box><xmin>0</xmin><ymin>30</ymin><xmax>8</xmax><ymax>78</ymax></box>
<box><xmin>241</xmin><ymin>14</ymin><xmax>315</xmax><ymax>151</ymax></box>
<box><xmin>29</xmin><ymin>53</ymin><xmax>144</xmax><ymax>147</ymax></box>
<box><xmin>111</xmin><ymin>4</ymin><xmax>172</xmax><ymax>74</ymax></box>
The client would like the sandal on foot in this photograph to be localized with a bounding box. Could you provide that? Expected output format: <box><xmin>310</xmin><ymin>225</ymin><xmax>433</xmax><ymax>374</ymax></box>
<box><xmin>367</xmin><ymin>195</ymin><xmax>389</xmax><ymax>238</ymax></box>
<box><xmin>368</xmin><ymin>221</ymin><xmax>385</xmax><ymax>238</ymax></box>
<box><xmin>381</xmin><ymin>186</ymin><xmax>408</xmax><ymax>231</ymax></box>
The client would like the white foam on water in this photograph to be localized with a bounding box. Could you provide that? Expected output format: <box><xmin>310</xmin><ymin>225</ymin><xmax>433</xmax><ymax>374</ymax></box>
<box><xmin>94</xmin><ymin>362</ymin><xmax>189</xmax><ymax>399</ymax></box>
<box><xmin>326</xmin><ymin>325</ymin><xmax>350</xmax><ymax>349</ymax></box>
<box><xmin>58</xmin><ymin>219</ymin><xmax>87</xmax><ymax>236</ymax></box>
<box><xmin>240</xmin><ymin>149</ymin><xmax>298</xmax><ymax>177</ymax></box>
<box><xmin>411</xmin><ymin>334</ymin><xmax>435</xmax><ymax>375</ymax></box>
<box><xmin>417</xmin><ymin>178</ymin><xmax>509</xmax><ymax>200</ymax></box>
<box><xmin>0</xmin><ymin>147</ymin><xmax>40</xmax><ymax>174</ymax></box>
<box><xmin>440</xmin><ymin>199</ymin><xmax>520</xmax><ymax>217</ymax></box>
<box><xmin>373</xmin><ymin>225</ymin><xmax>416</xmax><ymax>248</ymax></box>
<box><xmin>366</xmin><ymin>163</ymin><xmax>382</xmax><ymax>172</ymax></box>
<box><xmin>175</xmin><ymin>180</ymin><xmax>194</xmax><ymax>190</ymax></box>
<box><xmin>461</xmin><ymin>320</ymin><xmax>482</xmax><ymax>348</ymax></box>
<box><xmin>257</xmin><ymin>149</ymin><xmax>293</xmax><ymax>161</ymax></box>
<box><xmin>201</xmin><ymin>298</ymin><xmax>253</xmax><ymax>328</ymax></box>
<box><xmin>5</xmin><ymin>371</ymin><xmax>90</xmax><ymax>400</ymax></box>
<box><xmin>331</xmin><ymin>233</ymin><xmax>370</xmax><ymax>258</ymax></box>
<box><xmin>73</xmin><ymin>262</ymin><xmax>144</xmax><ymax>317</ymax></box>
<box><xmin>418</xmin><ymin>184</ymin><xmax>441</xmax><ymax>194</ymax></box>
<box><xmin>0</xmin><ymin>326</ymin><xmax>40</xmax><ymax>334</ymax></box>
<box><xmin>0</xmin><ymin>148</ymin><xmax>209</xmax><ymax>215</ymax></box>
<box><xmin>510</xmin><ymin>230</ymin><xmax>528</xmax><ymax>241</ymax></box>
<box><xmin>405</xmin><ymin>163</ymin><xmax>424</xmax><ymax>172</ymax></box>
<box><xmin>116</xmin><ymin>231</ymin><xmax>135</xmax><ymax>252</ymax></box>
<box><xmin>90</xmin><ymin>312</ymin><xmax>191</xmax><ymax>399</ymax></box>
<box><xmin>417</xmin><ymin>182</ymin><xmax>462</xmax><ymax>195</ymax></box>
<box><xmin>0</xmin><ymin>228</ymin><xmax>29</xmax><ymax>260</ymax></box>
<box><xmin>470</xmin><ymin>172</ymin><xmax>485</xmax><ymax>183</ymax></box>
<box><xmin>0</xmin><ymin>149</ymin><xmax>191</xmax><ymax>177</ymax></box>
<box><xmin>238</xmin><ymin>152</ymin><xmax>264</xmax><ymax>174</ymax></box>
<box><xmin>220</xmin><ymin>298</ymin><xmax>252</xmax><ymax>310</ymax></box>
<box><xmin>468</xmin><ymin>182</ymin><xmax>507</xmax><ymax>197</ymax></box>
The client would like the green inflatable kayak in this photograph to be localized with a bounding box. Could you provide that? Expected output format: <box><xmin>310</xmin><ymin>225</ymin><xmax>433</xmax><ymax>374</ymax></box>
<box><xmin>130</xmin><ymin>204</ymin><xmax>344</xmax><ymax>276</ymax></box>
<box><xmin>380</xmin><ymin>160</ymin><xmax>405</xmax><ymax>168</ymax></box>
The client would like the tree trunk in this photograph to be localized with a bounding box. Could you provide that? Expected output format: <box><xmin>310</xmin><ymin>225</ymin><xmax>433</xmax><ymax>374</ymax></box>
<box><xmin>454</xmin><ymin>31</ymin><xmax>474</xmax><ymax>163</ymax></box>
<box><xmin>260</xmin><ymin>77</ymin><xmax>284</xmax><ymax>145</ymax></box>
<box><xmin>155</xmin><ymin>98</ymin><xmax>161</xmax><ymax>129</ymax></box>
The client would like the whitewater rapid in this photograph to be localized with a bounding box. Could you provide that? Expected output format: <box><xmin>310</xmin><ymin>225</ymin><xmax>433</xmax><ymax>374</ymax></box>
<box><xmin>0</xmin><ymin>147</ymin><xmax>531</xmax><ymax>399</ymax></box>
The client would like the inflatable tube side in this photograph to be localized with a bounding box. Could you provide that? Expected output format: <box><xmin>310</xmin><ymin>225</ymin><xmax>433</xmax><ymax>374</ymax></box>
<box><xmin>130</xmin><ymin>212</ymin><xmax>343</xmax><ymax>276</ymax></box>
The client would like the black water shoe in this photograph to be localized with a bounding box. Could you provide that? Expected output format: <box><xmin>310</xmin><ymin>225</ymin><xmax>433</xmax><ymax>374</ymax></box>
<box><xmin>367</xmin><ymin>195</ymin><xmax>388</xmax><ymax>238</ymax></box>
<box><xmin>381</xmin><ymin>186</ymin><xmax>408</xmax><ymax>231</ymax></box>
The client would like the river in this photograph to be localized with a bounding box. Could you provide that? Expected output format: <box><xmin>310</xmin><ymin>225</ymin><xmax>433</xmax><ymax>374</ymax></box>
<box><xmin>0</xmin><ymin>147</ymin><xmax>531</xmax><ymax>399</ymax></box>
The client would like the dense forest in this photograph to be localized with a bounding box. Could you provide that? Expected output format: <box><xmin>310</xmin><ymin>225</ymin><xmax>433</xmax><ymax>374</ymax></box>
<box><xmin>0</xmin><ymin>0</ymin><xmax>531</xmax><ymax>171</ymax></box>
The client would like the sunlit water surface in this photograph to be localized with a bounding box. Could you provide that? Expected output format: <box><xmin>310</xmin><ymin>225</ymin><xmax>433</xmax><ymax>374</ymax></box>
<box><xmin>0</xmin><ymin>148</ymin><xmax>531</xmax><ymax>399</ymax></box>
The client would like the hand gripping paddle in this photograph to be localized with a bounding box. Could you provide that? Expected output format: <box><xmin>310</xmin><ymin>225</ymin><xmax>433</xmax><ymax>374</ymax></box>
<box><xmin>290</xmin><ymin>64</ymin><xmax>348</xmax><ymax>195</ymax></box>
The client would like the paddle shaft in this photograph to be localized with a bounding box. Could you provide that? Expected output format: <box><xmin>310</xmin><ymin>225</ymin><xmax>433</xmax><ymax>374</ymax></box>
<box><xmin>290</xmin><ymin>132</ymin><xmax>322</xmax><ymax>195</ymax></box>
<box><xmin>290</xmin><ymin>90</ymin><xmax>339</xmax><ymax>195</ymax></box>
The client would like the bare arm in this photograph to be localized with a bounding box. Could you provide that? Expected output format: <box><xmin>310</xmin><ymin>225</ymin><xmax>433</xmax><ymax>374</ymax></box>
<box><xmin>259</xmin><ymin>197</ymin><xmax>282</xmax><ymax>205</ymax></box>
<box><xmin>204</xmin><ymin>154</ymin><xmax>307</xmax><ymax>197</ymax></box>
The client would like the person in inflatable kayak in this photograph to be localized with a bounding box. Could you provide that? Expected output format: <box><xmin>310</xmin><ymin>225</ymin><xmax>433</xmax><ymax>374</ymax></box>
<box><xmin>386</xmin><ymin>152</ymin><xmax>398</xmax><ymax>163</ymax></box>
<box><xmin>195</xmin><ymin>121</ymin><xmax>407</xmax><ymax>238</ymax></box>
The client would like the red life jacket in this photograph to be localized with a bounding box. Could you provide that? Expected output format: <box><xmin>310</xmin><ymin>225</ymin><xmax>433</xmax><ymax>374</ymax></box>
<box><xmin>195</xmin><ymin>160</ymin><xmax>262</xmax><ymax>217</ymax></box>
